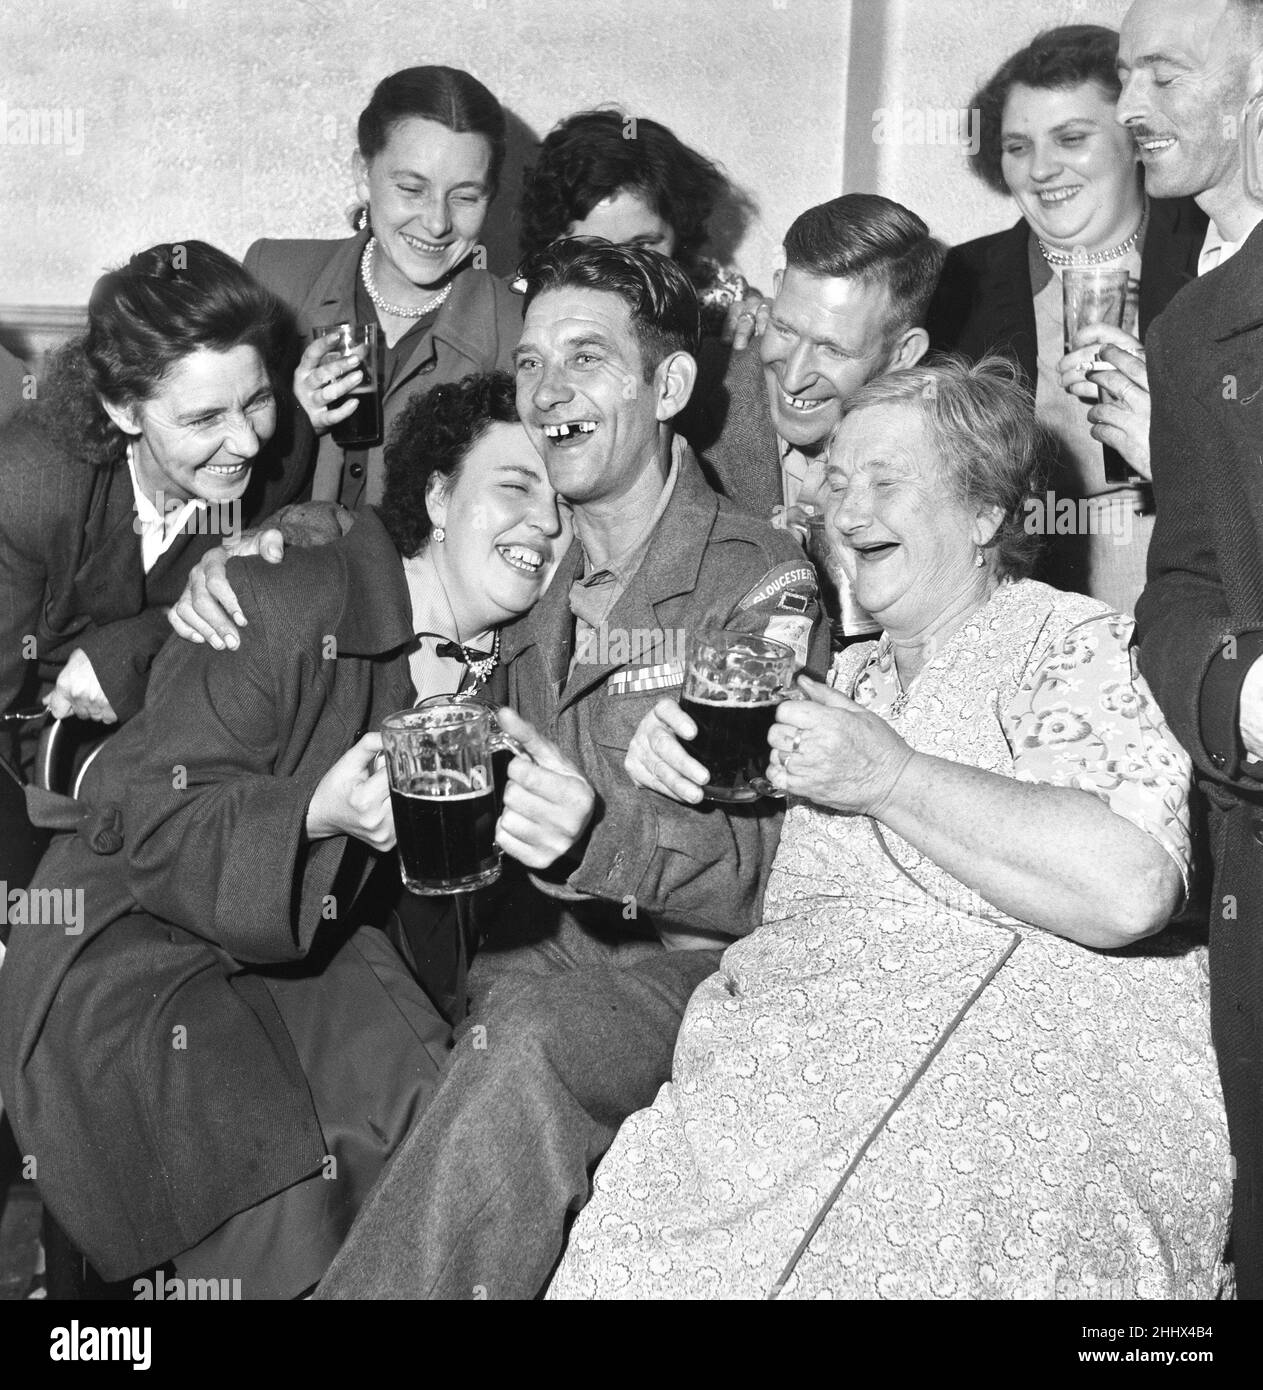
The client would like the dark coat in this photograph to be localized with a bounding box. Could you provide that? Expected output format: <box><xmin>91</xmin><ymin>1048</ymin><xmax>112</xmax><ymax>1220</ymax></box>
<box><xmin>244</xmin><ymin>231</ymin><xmax>522</xmax><ymax>509</ymax></box>
<box><xmin>1134</xmin><ymin>221</ymin><xmax>1263</xmax><ymax>1298</ymax></box>
<box><xmin>687</xmin><ymin>343</ymin><xmax>783</xmax><ymax>520</ymax></box>
<box><xmin>0</xmin><ymin>508</ymin><xmax>448</xmax><ymax>1279</ymax></box>
<box><xmin>0</xmin><ymin>408</ymin><xmax>307</xmax><ymax>730</ymax></box>
<box><xmin>925</xmin><ymin>197</ymin><xmax>1207</xmax><ymax>388</ymax></box>
<box><xmin>491</xmin><ymin>445</ymin><xmax>829</xmax><ymax>943</ymax></box>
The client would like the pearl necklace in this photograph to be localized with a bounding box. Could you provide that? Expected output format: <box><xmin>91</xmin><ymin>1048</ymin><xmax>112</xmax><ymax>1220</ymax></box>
<box><xmin>1038</xmin><ymin>204</ymin><xmax>1148</xmax><ymax>268</ymax></box>
<box><xmin>360</xmin><ymin>237</ymin><xmax>454</xmax><ymax>319</ymax></box>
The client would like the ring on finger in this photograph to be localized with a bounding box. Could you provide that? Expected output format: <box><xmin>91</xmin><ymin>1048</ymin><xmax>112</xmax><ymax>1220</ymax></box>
<box><xmin>791</xmin><ymin>730</ymin><xmax>803</xmax><ymax>753</ymax></box>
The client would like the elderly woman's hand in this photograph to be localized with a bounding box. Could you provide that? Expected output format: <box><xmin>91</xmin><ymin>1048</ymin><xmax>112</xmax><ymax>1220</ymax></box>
<box><xmin>766</xmin><ymin>676</ymin><xmax>915</xmax><ymax>816</ymax></box>
<box><xmin>294</xmin><ymin>331</ymin><xmax>367</xmax><ymax>434</ymax></box>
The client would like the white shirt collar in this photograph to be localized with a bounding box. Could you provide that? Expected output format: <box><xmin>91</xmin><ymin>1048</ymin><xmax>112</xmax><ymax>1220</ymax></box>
<box><xmin>1198</xmin><ymin>210</ymin><xmax>1263</xmax><ymax>275</ymax></box>
<box><xmin>126</xmin><ymin>443</ymin><xmax>205</xmax><ymax>573</ymax></box>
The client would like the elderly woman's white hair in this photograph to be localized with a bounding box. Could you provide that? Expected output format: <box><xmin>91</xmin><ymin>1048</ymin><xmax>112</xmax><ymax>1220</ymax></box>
<box><xmin>836</xmin><ymin>353</ymin><xmax>1049</xmax><ymax>579</ymax></box>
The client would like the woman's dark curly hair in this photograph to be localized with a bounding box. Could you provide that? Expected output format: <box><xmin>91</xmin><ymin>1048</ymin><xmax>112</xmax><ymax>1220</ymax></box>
<box><xmin>970</xmin><ymin>25</ymin><xmax>1124</xmax><ymax>196</ymax></box>
<box><xmin>30</xmin><ymin>240</ymin><xmax>290</xmax><ymax>468</ymax></box>
<box><xmin>519</xmin><ymin>108</ymin><xmax>730</xmax><ymax>280</ymax></box>
<box><xmin>379</xmin><ymin>371</ymin><xmax>520</xmax><ymax>558</ymax></box>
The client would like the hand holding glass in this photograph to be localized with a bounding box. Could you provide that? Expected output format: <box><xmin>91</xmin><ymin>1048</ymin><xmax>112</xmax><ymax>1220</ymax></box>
<box><xmin>311</xmin><ymin>321</ymin><xmax>383</xmax><ymax>449</ymax></box>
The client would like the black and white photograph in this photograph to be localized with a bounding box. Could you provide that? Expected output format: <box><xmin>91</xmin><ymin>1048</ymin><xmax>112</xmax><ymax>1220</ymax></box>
<box><xmin>0</xmin><ymin>0</ymin><xmax>1258</xmax><ymax>1350</ymax></box>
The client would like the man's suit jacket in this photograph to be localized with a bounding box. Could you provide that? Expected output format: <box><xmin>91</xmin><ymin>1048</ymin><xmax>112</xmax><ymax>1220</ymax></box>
<box><xmin>0</xmin><ymin>509</ymin><xmax>449</xmax><ymax>1278</ymax></box>
<box><xmin>688</xmin><ymin>343</ymin><xmax>783</xmax><ymax>519</ymax></box>
<box><xmin>926</xmin><ymin>197</ymin><xmax>1208</xmax><ymax>387</ymax></box>
<box><xmin>0</xmin><ymin>408</ymin><xmax>306</xmax><ymax>733</ymax></box>
<box><xmin>245</xmin><ymin>231</ymin><xmax>522</xmax><ymax>509</ymax></box>
<box><xmin>490</xmin><ymin>444</ymin><xmax>829</xmax><ymax>943</ymax></box>
<box><xmin>1134</xmin><ymin>221</ymin><xmax>1263</xmax><ymax>1298</ymax></box>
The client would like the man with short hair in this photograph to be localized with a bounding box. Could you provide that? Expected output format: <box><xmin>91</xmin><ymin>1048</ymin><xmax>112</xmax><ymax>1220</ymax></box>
<box><xmin>313</xmin><ymin>240</ymin><xmax>827</xmax><ymax>1300</ymax></box>
<box><xmin>694</xmin><ymin>193</ymin><xmax>942</xmax><ymax>641</ymax></box>
<box><xmin>1066</xmin><ymin>0</ymin><xmax>1263</xmax><ymax>475</ymax></box>
<box><xmin>1131</xmin><ymin>0</ymin><xmax>1263</xmax><ymax>1300</ymax></box>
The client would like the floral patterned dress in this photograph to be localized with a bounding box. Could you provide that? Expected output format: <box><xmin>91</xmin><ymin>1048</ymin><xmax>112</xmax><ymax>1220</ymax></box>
<box><xmin>549</xmin><ymin>580</ymin><xmax>1231</xmax><ymax>1300</ymax></box>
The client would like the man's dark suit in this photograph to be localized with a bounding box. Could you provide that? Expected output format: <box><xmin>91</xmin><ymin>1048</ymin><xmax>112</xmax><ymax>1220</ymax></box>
<box><xmin>1135</xmin><ymin>221</ymin><xmax>1263</xmax><ymax>1298</ymax></box>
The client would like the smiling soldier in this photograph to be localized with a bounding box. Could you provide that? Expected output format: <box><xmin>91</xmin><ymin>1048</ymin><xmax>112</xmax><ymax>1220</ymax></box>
<box><xmin>316</xmin><ymin>239</ymin><xmax>828</xmax><ymax>1302</ymax></box>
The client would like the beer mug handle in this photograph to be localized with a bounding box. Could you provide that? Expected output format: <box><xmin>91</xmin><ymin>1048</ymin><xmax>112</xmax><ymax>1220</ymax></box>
<box><xmin>492</xmin><ymin>731</ymin><xmax>535</xmax><ymax>764</ymax></box>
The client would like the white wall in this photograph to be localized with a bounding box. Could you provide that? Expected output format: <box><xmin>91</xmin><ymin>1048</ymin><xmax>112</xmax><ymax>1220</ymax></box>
<box><xmin>0</xmin><ymin>0</ymin><xmax>1141</xmax><ymax>307</ymax></box>
<box><xmin>0</xmin><ymin>0</ymin><xmax>851</xmax><ymax>303</ymax></box>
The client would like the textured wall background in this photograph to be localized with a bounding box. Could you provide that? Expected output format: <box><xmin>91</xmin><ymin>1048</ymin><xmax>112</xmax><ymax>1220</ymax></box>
<box><xmin>1</xmin><ymin>0</ymin><xmax>1138</xmax><ymax>308</ymax></box>
<box><xmin>0</xmin><ymin>0</ymin><xmax>850</xmax><ymax>305</ymax></box>
<box><xmin>845</xmin><ymin>0</ymin><xmax>1132</xmax><ymax>247</ymax></box>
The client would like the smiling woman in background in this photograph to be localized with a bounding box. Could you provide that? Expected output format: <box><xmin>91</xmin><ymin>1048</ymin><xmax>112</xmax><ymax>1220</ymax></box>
<box><xmin>927</xmin><ymin>25</ymin><xmax>1206</xmax><ymax>612</ymax></box>
<box><xmin>247</xmin><ymin>65</ymin><xmax>522</xmax><ymax>511</ymax></box>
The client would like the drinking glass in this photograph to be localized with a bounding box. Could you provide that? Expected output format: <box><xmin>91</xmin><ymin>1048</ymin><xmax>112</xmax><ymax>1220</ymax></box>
<box><xmin>381</xmin><ymin>704</ymin><xmax>500</xmax><ymax>895</ymax></box>
<box><xmin>681</xmin><ymin>628</ymin><xmax>796</xmax><ymax>803</ymax></box>
<box><xmin>311</xmin><ymin>321</ymin><xmax>383</xmax><ymax>449</ymax></box>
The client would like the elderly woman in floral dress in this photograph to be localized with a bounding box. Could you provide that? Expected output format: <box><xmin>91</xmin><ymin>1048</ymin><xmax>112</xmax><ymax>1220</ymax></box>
<box><xmin>548</xmin><ymin>357</ymin><xmax>1230</xmax><ymax>1300</ymax></box>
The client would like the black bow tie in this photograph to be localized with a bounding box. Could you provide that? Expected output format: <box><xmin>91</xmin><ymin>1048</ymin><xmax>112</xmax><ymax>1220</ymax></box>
<box><xmin>433</xmin><ymin>639</ymin><xmax>492</xmax><ymax>665</ymax></box>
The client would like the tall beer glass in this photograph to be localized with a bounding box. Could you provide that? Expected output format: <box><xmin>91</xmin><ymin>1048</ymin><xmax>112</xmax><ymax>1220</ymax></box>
<box><xmin>681</xmin><ymin>628</ymin><xmax>796</xmax><ymax>803</ymax></box>
<box><xmin>381</xmin><ymin>704</ymin><xmax>500</xmax><ymax>895</ymax></box>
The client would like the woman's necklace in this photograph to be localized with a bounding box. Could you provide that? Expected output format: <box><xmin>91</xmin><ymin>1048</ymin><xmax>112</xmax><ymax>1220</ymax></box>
<box><xmin>361</xmin><ymin>237</ymin><xmax>453</xmax><ymax>319</ymax></box>
<box><xmin>406</xmin><ymin>550</ymin><xmax>501</xmax><ymax>689</ymax></box>
<box><xmin>1038</xmin><ymin>202</ymin><xmax>1148</xmax><ymax>268</ymax></box>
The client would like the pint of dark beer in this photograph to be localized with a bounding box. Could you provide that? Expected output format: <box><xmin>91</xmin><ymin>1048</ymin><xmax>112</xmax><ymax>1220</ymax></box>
<box><xmin>381</xmin><ymin>705</ymin><xmax>501</xmax><ymax>895</ymax></box>
<box><xmin>682</xmin><ymin>628</ymin><xmax>796</xmax><ymax>803</ymax></box>
<box><xmin>312</xmin><ymin>320</ymin><xmax>383</xmax><ymax>449</ymax></box>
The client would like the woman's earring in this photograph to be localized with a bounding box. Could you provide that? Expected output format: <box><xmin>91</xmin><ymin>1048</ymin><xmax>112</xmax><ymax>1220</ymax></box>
<box><xmin>974</xmin><ymin>546</ymin><xmax>986</xmax><ymax>568</ymax></box>
<box><xmin>357</xmin><ymin>205</ymin><xmax>369</xmax><ymax>232</ymax></box>
<box><xmin>432</xmin><ymin>526</ymin><xmax>446</xmax><ymax>543</ymax></box>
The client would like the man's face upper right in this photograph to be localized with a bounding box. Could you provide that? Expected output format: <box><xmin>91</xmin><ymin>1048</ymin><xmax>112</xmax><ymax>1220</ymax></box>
<box><xmin>759</xmin><ymin>265</ymin><xmax>897</xmax><ymax>453</ymax></box>
<box><xmin>1118</xmin><ymin>0</ymin><xmax>1249</xmax><ymax>202</ymax></box>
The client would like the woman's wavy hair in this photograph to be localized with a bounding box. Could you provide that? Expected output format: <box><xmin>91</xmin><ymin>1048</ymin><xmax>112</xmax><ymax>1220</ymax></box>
<box><xmin>378</xmin><ymin>371</ymin><xmax>520</xmax><ymax>558</ymax></box>
<box><xmin>32</xmin><ymin>240</ymin><xmax>290</xmax><ymax>468</ymax></box>
<box><xmin>349</xmin><ymin>64</ymin><xmax>506</xmax><ymax>228</ymax></box>
<box><xmin>837</xmin><ymin>354</ymin><xmax>1051</xmax><ymax>580</ymax></box>
<box><xmin>970</xmin><ymin>25</ymin><xmax>1124</xmax><ymax>195</ymax></box>
<box><xmin>519</xmin><ymin>108</ymin><xmax>731</xmax><ymax>280</ymax></box>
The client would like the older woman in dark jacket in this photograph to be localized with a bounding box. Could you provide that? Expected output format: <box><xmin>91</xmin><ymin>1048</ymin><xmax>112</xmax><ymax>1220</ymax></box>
<box><xmin>0</xmin><ymin>241</ymin><xmax>306</xmax><ymax>784</ymax></box>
